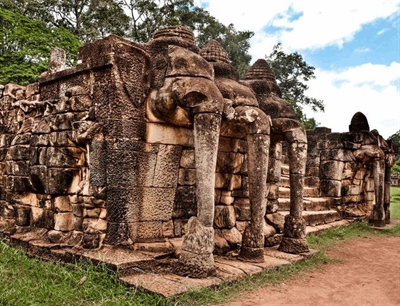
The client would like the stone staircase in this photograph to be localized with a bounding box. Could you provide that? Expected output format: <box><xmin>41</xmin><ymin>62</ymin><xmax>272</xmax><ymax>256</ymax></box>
<box><xmin>276</xmin><ymin>165</ymin><xmax>344</xmax><ymax>233</ymax></box>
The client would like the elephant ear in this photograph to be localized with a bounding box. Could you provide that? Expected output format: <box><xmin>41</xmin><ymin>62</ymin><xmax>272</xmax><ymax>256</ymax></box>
<box><xmin>114</xmin><ymin>40</ymin><xmax>152</xmax><ymax>108</ymax></box>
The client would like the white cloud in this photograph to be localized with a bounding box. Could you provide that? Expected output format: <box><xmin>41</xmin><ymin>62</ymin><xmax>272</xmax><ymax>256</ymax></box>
<box><xmin>200</xmin><ymin>0</ymin><xmax>400</xmax><ymax>52</ymax></box>
<box><xmin>354</xmin><ymin>47</ymin><xmax>370</xmax><ymax>53</ymax></box>
<box><xmin>306</xmin><ymin>62</ymin><xmax>400</xmax><ymax>138</ymax></box>
<box><xmin>196</xmin><ymin>0</ymin><xmax>400</xmax><ymax>138</ymax></box>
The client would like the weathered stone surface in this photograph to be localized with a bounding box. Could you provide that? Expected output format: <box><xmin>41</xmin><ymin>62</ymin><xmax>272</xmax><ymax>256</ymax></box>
<box><xmin>153</xmin><ymin>145</ymin><xmax>182</xmax><ymax>187</ymax></box>
<box><xmin>214</xmin><ymin>205</ymin><xmax>236</xmax><ymax>229</ymax></box>
<box><xmin>320</xmin><ymin>160</ymin><xmax>345</xmax><ymax>180</ymax></box>
<box><xmin>54</xmin><ymin>212</ymin><xmax>74</xmax><ymax>231</ymax></box>
<box><xmin>147</xmin><ymin>123</ymin><xmax>194</xmax><ymax>147</ymax></box>
<box><xmin>173</xmin><ymin>186</ymin><xmax>196</xmax><ymax>219</ymax></box>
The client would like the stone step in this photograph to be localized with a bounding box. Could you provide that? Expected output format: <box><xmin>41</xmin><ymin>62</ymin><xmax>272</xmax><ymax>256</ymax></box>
<box><xmin>277</xmin><ymin>210</ymin><xmax>342</xmax><ymax>227</ymax></box>
<box><xmin>279</xmin><ymin>186</ymin><xmax>319</xmax><ymax>198</ymax></box>
<box><xmin>281</xmin><ymin>165</ymin><xmax>290</xmax><ymax>176</ymax></box>
<box><xmin>279</xmin><ymin>176</ymin><xmax>290</xmax><ymax>188</ymax></box>
<box><xmin>278</xmin><ymin>197</ymin><xmax>334</xmax><ymax>211</ymax></box>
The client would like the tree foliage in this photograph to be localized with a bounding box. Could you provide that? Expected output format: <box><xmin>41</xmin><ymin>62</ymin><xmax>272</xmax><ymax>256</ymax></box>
<box><xmin>266</xmin><ymin>43</ymin><xmax>324</xmax><ymax>128</ymax></box>
<box><xmin>0</xmin><ymin>8</ymin><xmax>82</xmax><ymax>85</ymax></box>
<box><xmin>1</xmin><ymin>0</ymin><xmax>130</xmax><ymax>43</ymax></box>
<box><xmin>388</xmin><ymin>130</ymin><xmax>400</xmax><ymax>173</ymax></box>
<box><xmin>121</xmin><ymin>0</ymin><xmax>253</xmax><ymax>76</ymax></box>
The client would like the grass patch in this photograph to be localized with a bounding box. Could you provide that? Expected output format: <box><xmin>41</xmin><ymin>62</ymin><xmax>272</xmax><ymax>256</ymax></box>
<box><xmin>2</xmin><ymin>216</ymin><xmax>400</xmax><ymax>305</ymax></box>
<box><xmin>390</xmin><ymin>186</ymin><xmax>400</xmax><ymax>218</ymax></box>
<box><xmin>0</xmin><ymin>242</ymin><xmax>166</xmax><ymax>306</ymax></box>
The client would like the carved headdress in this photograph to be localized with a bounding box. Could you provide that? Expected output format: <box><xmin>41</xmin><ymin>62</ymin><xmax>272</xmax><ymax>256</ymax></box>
<box><xmin>200</xmin><ymin>39</ymin><xmax>238</xmax><ymax>80</ymax></box>
<box><xmin>243</xmin><ymin>59</ymin><xmax>282</xmax><ymax>97</ymax></box>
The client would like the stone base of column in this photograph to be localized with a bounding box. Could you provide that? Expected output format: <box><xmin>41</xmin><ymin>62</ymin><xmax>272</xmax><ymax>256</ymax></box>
<box><xmin>177</xmin><ymin>251</ymin><xmax>216</xmax><ymax>278</ymax></box>
<box><xmin>278</xmin><ymin>214</ymin><xmax>309</xmax><ymax>254</ymax></box>
<box><xmin>369</xmin><ymin>207</ymin><xmax>386</xmax><ymax>227</ymax></box>
<box><xmin>368</xmin><ymin>219</ymin><xmax>386</xmax><ymax>227</ymax></box>
<box><xmin>238</xmin><ymin>246</ymin><xmax>264</xmax><ymax>263</ymax></box>
<box><xmin>238</xmin><ymin>225</ymin><xmax>264</xmax><ymax>263</ymax></box>
<box><xmin>176</xmin><ymin>217</ymin><xmax>215</xmax><ymax>278</ymax></box>
<box><xmin>278</xmin><ymin>237</ymin><xmax>309</xmax><ymax>254</ymax></box>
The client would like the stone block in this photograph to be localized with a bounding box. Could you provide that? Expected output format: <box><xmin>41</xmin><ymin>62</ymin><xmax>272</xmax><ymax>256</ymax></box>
<box><xmin>105</xmin><ymin>149</ymin><xmax>157</xmax><ymax>188</ymax></box>
<box><xmin>266</xmin><ymin>213</ymin><xmax>285</xmax><ymax>233</ymax></box>
<box><xmin>219</xmin><ymin>190</ymin><xmax>234</xmax><ymax>205</ymax></box>
<box><xmin>321</xmin><ymin>148</ymin><xmax>345</xmax><ymax>161</ymax></box>
<box><xmin>342</xmin><ymin>132</ymin><xmax>364</xmax><ymax>143</ymax></box>
<box><xmin>221</xmin><ymin>227</ymin><xmax>242</xmax><ymax>248</ymax></box>
<box><xmin>14</xmin><ymin>192</ymin><xmax>38</xmax><ymax>207</ymax></box>
<box><xmin>304</xmin><ymin>176</ymin><xmax>320</xmax><ymax>188</ymax></box>
<box><xmin>180</xmin><ymin>149</ymin><xmax>195</xmax><ymax>168</ymax></box>
<box><xmin>54</xmin><ymin>212</ymin><xmax>74</xmax><ymax>231</ymax></box>
<box><xmin>72</xmin><ymin>204</ymin><xmax>83</xmax><ymax>217</ymax></box>
<box><xmin>15</xmin><ymin>205</ymin><xmax>30</xmax><ymax>226</ymax></box>
<box><xmin>5</xmin><ymin>161</ymin><xmax>29</xmax><ymax>176</ymax></box>
<box><xmin>306</xmin><ymin>157</ymin><xmax>320</xmax><ymax>168</ymax></box>
<box><xmin>162</xmin><ymin>220</ymin><xmax>174</xmax><ymax>238</ymax></box>
<box><xmin>46</xmin><ymin>147</ymin><xmax>85</xmax><ymax>168</ymax></box>
<box><xmin>11</xmin><ymin>134</ymin><xmax>31</xmax><ymax>145</ymax></box>
<box><xmin>268</xmin><ymin>157</ymin><xmax>282</xmax><ymax>184</ymax></box>
<box><xmin>47</xmin><ymin>168</ymin><xmax>80</xmax><ymax>194</ymax></box>
<box><xmin>49</xmin><ymin>131</ymin><xmax>73</xmax><ymax>146</ymax></box>
<box><xmin>153</xmin><ymin>144</ymin><xmax>182</xmax><ymax>187</ymax></box>
<box><xmin>25</xmin><ymin>82</ymin><xmax>39</xmax><ymax>98</ymax></box>
<box><xmin>107</xmin><ymin>187</ymin><xmax>175</xmax><ymax>223</ymax></box>
<box><xmin>83</xmin><ymin>218</ymin><xmax>107</xmax><ymax>233</ymax></box>
<box><xmin>30</xmin><ymin>134</ymin><xmax>50</xmax><ymax>146</ymax></box>
<box><xmin>83</xmin><ymin>208</ymin><xmax>101</xmax><ymax>218</ymax></box>
<box><xmin>54</xmin><ymin>196</ymin><xmax>71</xmax><ymax>212</ymax></box>
<box><xmin>267</xmin><ymin>183</ymin><xmax>279</xmax><ymax>200</ymax></box>
<box><xmin>29</xmin><ymin>147</ymin><xmax>47</xmax><ymax>165</ymax></box>
<box><xmin>214</xmin><ymin>230</ymin><xmax>230</xmax><ymax>255</ymax></box>
<box><xmin>214</xmin><ymin>205</ymin><xmax>236</xmax><ymax>229</ymax></box>
<box><xmin>216</xmin><ymin>152</ymin><xmax>244</xmax><ymax>174</ymax></box>
<box><xmin>146</xmin><ymin>123</ymin><xmax>194</xmax><ymax>147</ymax></box>
<box><xmin>104</xmin><ymin>222</ymin><xmax>132</xmax><ymax>245</ymax></box>
<box><xmin>178</xmin><ymin>168</ymin><xmax>196</xmax><ymax>186</ymax></box>
<box><xmin>218</xmin><ymin>137</ymin><xmax>246</xmax><ymax>153</ymax></box>
<box><xmin>130</xmin><ymin>221</ymin><xmax>163</xmax><ymax>241</ymax></box>
<box><xmin>29</xmin><ymin>165</ymin><xmax>47</xmax><ymax>193</ymax></box>
<box><xmin>103</xmin><ymin>119</ymin><xmax>147</xmax><ymax>140</ymax></box>
<box><xmin>173</xmin><ymin>219</ymin><xmax>187</xmax><ymax>237</ymax></box>
<box><xmin>320</xmin><ymin>160</ymin><xmax>344</xmax><ymax>180</ymax></box>
<box><xmin>320</xmin><ymin>179</ymin><xmax>342</xmax><ymax>197</ymax></box>
<box><xmin>8</xmin><ymin>145</ymin><xmax>30</xmax><ymax>161</ymax></box>
<box><xmin>234</xmin><ymin>198</ymin><xmax>250</xmax><ymax>221</ymax></box>
<box><xmin>173</xmin><ymin>186</ymin><xmax>196</xmax><ymax>219</ymax></box>
<box><xmin>52</xmin><ymin>113</ymin><xmax>74</xmax><ymax>131</ymax></box>
<box><xmin>6</xmin><ymin>176</ymin><xmax>31</xmax><ymax>193</ymax></box>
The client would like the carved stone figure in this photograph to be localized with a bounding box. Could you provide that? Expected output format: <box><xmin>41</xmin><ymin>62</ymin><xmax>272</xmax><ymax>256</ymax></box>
<box><xmin>200</xmin><ymin>41</ymin><xmax>271</xmax><ymax>262</ymax></box>
<box><xmin>146</xmin><ymin>27</ymin><xmax>225</xmax><ymax>277</ymax></box>
<box><xmin>349</xmin><ymin>112</ymin><xmax>394</xmax><ymax>226</ymax></box>
<box><xmin>242</xmin><ymin>59</ymin><xmax>309</xmax><ymax>253</ymax></box>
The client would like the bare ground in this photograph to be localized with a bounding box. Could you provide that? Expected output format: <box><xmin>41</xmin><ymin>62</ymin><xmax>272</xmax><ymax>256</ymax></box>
<box><xmin>217</xmin><ymin>235</ymin><xmax>400</xmax><ymax>306</ymax></box>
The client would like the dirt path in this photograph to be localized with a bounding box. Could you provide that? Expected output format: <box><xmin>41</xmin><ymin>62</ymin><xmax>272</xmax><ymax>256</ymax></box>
<box><xmin>218</xmin><ymin>236</ymin><xmax>400</xmax><ymax>306</ymax></box>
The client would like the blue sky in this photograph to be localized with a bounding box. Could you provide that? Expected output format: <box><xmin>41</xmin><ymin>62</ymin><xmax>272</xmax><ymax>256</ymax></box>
<box><xmin>196</xmin><ymin>0</ymin><xmax>400</xmax><ymax>138</ymax></box>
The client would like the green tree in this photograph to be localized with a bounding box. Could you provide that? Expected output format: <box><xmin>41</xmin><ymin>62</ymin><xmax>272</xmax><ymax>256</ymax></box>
<box><xmin>388</xmin><ymin>130</ymin><xmax>400</xmax><ymax>173</ymax></box>
<box><xmin>266</xmin><ymin>43</ymin><xmax>324</xmax><ymax>128</ymax></box>
<box><xmin>121</xmin><ymin>0</ymin><xmax>253</xmax><ymax>76</ymax></box>
<box><xmin>1</xmin><ymin>0</ymin><xmax>130</xmax><ymax>43</ymax></box>
<box><xmin>0</xmin><ymin>8</ymin><xmax>82</xmax><ymax>85</ymax></box>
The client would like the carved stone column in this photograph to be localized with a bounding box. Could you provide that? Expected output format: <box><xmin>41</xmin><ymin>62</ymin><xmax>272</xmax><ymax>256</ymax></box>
<box><xmin>179</xmin><ymin>113</ymin><xmax>221</xmax><ymax>277</ymax></box>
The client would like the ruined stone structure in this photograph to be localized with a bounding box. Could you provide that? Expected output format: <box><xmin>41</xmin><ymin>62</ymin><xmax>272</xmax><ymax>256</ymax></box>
<box><xmin>0</xmin><ymin>26</ymin><xmax>395</xmax><ymax>280</ymax></box>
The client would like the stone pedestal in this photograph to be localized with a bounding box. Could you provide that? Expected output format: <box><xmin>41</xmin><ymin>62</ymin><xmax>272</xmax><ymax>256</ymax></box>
<box><xmin>278</xmin><ymin>214</ymin><xmax>309</xmax><ymax>254</ymax></box>
<box><xmin>177</xmin><ymin>217</ymin><xmax>216</xmax><ymax>278</ymax></box>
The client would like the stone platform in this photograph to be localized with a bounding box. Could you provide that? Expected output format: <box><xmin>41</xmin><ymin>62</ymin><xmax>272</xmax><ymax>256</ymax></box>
<box><xmin>1</xmin><ymin>219</ymin><xmax>353</xmax><ymax>297</ymax></box>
